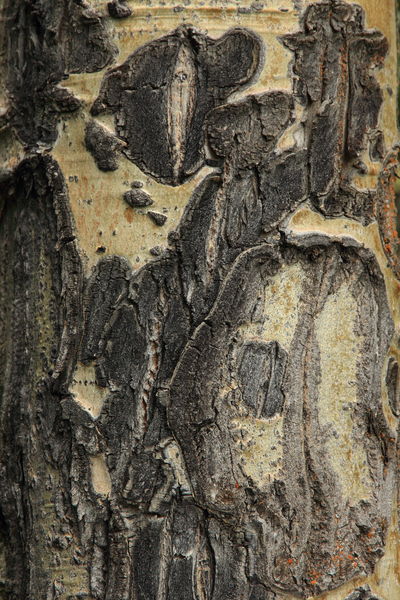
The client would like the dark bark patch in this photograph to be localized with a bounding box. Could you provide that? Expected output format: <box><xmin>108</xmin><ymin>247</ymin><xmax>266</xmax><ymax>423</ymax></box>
<box><xmin>81</xmin><ymin>256</ymin><xmax>131</xmax><ymax>363</ymax></box>
<box><xmin>206</xmin><ymin>92</ymin><xmax>293</xmax><ymax>168</ymax></box>
<box><xmin>318</xmin><ymin>185</ymin><xmax>376</xmax><ymax>225</ymax></box>
<box><xmin>120</xmin><ymin>453</ymin><xmax>164</xmax><ymax>506</ymax></box>
<box><xmin>175</xmin><ymin>174</ymin><xmax>222</xmax><ymax>323</ymax></box>
<box><xmin>123</xmin><ymin>188</ymin><xmax>154</xmax><ymax>208</ymax></box>
<box><xmin>96</xmin><ymin>304</ymin><xmax>146</xmax><ymax>389</ymax></box>
<box><xmin>385</xmin><ymin>357</ymin><xmax>399</xmax><ymax>416</ymax></box>
<box><xmin>224</xmin><ymin>171</ymin><xmax>262</xmax><ymax>249</ymax></box>
<box><xmin>148</xmin><ymin>211</ymin><xmax>167</xmax><ymax>226</ymax></box>
<box><xmin>237</xmin><ymin>341</ymin><xmax>287</xmax><ymax>418</ymax></box>
<box><xmin>347</xmin><ymin>34</ymin><xmax>388</xmax><ymax>159</ymax></box>
<box><xmin>84</xmin><ymin>120</ymin><xmax>124</xmax><ymax>171</ymax></box>
<box><xmin>107</xmin><ymin>0</ymin><xmax>132</xmax><ymax>18</ymax></box>
<box><xmin>5</xmin><ymin>0</ymin><xmax>117</xmax><ymax>148</ymax></box>
<box><xmin>207</xmin><ymin>518</ymin><xmax>250</xmax><ymax>600</ymax></box>
<box><xmin>167</xmin><ymin>502</ymin><xmax>208</xmax><ymax>600</ymax></box>
<box><xmin>0</xmin><ymin>155</ymin><xmax>84</xmax><ymax>595</ymax></box>
<box><xmin>92</xmin><ymin>25</ymin><xmax>262</xmax><ymax>185</ymax></box>
<box><xmin>133</xmin><ymin>520</ymin><xmax>166</xmax><ymax>600</ymax></box>
<box><xmin>281</xmin><ymin>1</ymin><xmax>388</xmax><ymax>218</ymax></box>
<box><xmin>369</xmin><ymin>130</ymin><xmax>386</xmax><ymax>162</ymax></box>
<box><xmin>258</xmin><ymin>149</ymin><xmax>308</xmax><ymax>230</ymax></box>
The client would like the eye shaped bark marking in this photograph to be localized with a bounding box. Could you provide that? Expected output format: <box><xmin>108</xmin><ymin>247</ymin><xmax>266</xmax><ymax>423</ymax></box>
<box><xmin>91</xmin><ymin>25</ymin><xmax>263</xmax><ymax>185</ymax></box>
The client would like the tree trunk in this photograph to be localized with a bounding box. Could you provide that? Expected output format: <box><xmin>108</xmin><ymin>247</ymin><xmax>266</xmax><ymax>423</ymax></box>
<box><xmin>0</xmin><ymin>0</ymin><xmax>399</xmax><ymax>599</ymax></box>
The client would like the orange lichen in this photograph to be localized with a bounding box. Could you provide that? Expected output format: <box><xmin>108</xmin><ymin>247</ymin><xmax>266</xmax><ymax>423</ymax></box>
<box><xmin>124</xmin><ymin>207</ymin><xmax>134</xmax><ymax>223</ymax></box>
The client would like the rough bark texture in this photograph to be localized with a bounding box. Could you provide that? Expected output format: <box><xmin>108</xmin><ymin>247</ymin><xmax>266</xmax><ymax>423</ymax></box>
<box><xmin>0</xmin><ymin>1</ymin><xmax>399</xmax><ymax>599</ymax></box>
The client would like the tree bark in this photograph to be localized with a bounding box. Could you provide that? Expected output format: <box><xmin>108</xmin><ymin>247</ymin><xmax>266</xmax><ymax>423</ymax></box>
<box><xmin>0</xmin><ymin>1</ymin><xmax>399</xmax><ymax>599</ymax></box>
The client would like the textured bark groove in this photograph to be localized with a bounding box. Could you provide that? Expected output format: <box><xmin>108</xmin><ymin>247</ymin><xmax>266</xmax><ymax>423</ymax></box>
<box><xmin>0</xmin><ymin>1</ymin><xmax>399</xmax><ymax>599</ymax></box>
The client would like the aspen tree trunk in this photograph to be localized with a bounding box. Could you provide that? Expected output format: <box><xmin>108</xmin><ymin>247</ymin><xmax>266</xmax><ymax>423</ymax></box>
<box><xmin>0</xmin><ymin>0</ymin><xmax>399</xmax><ymax>599</ymax></box>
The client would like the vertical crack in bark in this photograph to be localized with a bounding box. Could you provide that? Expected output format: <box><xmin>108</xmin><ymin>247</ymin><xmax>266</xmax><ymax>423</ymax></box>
<box><xmin>167</xmin><ymin>43</ymin><xmax>197</xmax><ymax>185</ymax></box>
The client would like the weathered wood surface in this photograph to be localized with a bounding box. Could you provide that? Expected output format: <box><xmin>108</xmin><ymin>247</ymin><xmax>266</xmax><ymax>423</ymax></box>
<box><xmin>0</xmin><ymin>1</ymin><xmax>399</xmax><ymax>599</ymax></box>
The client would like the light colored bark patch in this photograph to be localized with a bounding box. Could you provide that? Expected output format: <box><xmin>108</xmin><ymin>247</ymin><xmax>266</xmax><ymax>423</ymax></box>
<box><xmin>238</xmin><ymin>263</ymin><xmax>305</xmax><ymax>353</ymax></box>
<box><xmin>159</xmin><ymin>438</ymin><xmax>192</xmax><ymax>496</ymax></box>
<box><xmin>231</xmin><ymin>264</ymin><xmax>305</xmax><ymax>486</ymax></box>
<box><xmin>53</xmin><ymin>112</ymin><xmax>214</xmax><ymax>273</ymax></box>
<box><xmin>90</xmin><ymin>454</ymin><xmax>112</xmax><ymax>496</ymax></box>
<box><xmin>315</xmin><ymin>283</ymin><xmax>370</xmax><ymax>504</ymax></box>
<box><xmin>231</xmin><ymin>415</ymin><xmax>283</xmax><ymax>486</ymax></box>
<box><xmin>71</xmin><ymin>363</ymin><xmax>108</xmax><ymax>419</ymax></box>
